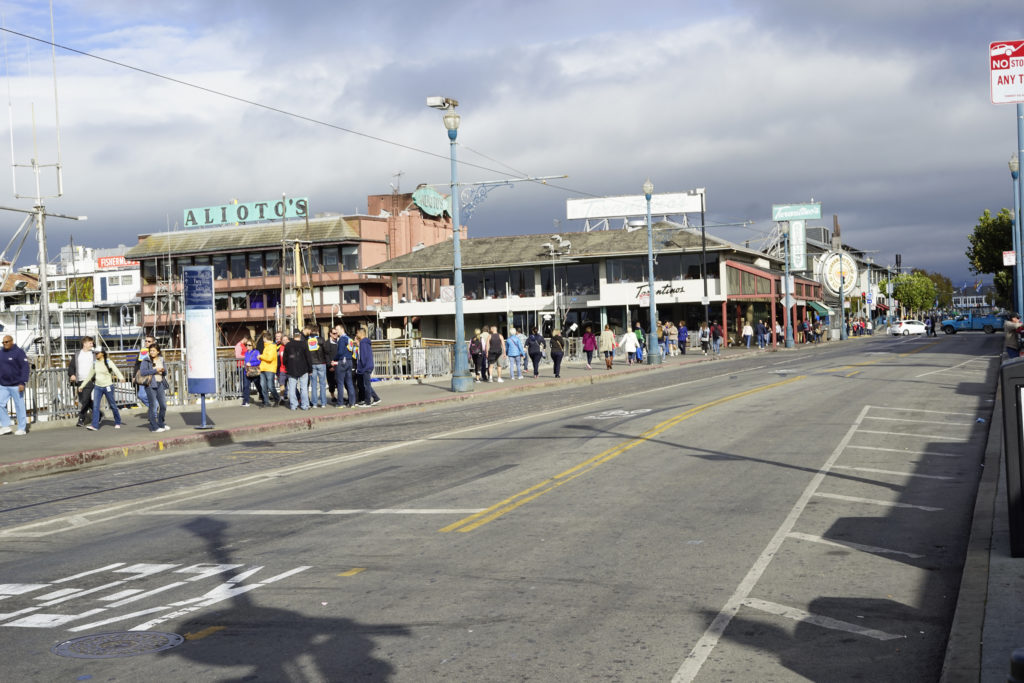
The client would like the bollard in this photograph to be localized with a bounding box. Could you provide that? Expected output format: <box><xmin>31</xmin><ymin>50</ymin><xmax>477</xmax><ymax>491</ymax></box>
<box><xmin>1009</xmin><ymin>647</ymin><xmax>1024</xmax><ymax>683</ymax></box>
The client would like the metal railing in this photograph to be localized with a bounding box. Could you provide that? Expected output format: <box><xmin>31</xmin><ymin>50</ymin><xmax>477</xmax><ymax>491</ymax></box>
<box><xmin>5</xmin><ymin>345</ymin><xmax>456</xmax><ymax>424</ymax></box>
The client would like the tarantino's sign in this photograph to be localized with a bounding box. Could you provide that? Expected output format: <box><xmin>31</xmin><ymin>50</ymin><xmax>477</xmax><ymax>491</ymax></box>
<box><xmin>635</xmin><ymin>282</ymin><xmax>686</xmax><ymax>300</ymax></box>
<box><xmin>183</xmin><ymin>197</ymin><xmax>309</xmax><ymax>228</ymax></box>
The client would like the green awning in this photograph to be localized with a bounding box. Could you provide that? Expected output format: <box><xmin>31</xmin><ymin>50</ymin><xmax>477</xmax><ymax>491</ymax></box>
<box><xmin>808</xmin><ymin>301</ymin><xmax>830</xmax><ymax>316</ymax></box>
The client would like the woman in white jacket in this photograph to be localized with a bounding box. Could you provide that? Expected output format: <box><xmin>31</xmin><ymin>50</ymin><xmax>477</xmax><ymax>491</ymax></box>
<box><xmin>79</xmin><ymin>349</ymin><xmax>125</xmax><ymax>430</ymax></box>
<box><xmin>618</xmin><ymin>329</ymin><xmax>638</xmax><ymax>365</ymax></box>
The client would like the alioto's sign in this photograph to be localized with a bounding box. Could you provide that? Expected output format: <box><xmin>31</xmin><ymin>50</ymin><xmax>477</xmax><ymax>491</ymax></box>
<box><xmin>184</xmin><ymin>197</ymin><xmax>308</xmax><ymax>228</ymax></box>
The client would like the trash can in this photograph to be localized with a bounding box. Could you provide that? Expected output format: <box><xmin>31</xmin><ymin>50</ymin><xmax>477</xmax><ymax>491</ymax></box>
<box><xmin>1000</xmin><ymin>357</ymin><xmax>1024</xmax><ymax>557</ymax></box>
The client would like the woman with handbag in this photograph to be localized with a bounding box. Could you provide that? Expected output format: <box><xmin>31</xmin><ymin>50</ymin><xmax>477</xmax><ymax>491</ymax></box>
<box><xmin>550</xmin><ymin>329</ymin><xmax>565</xmax><ymax>378</ymax></box>
<box><xmin>243</xmin><ymin>341</ymin><xmax>264</xmax><ymax>405</ymax></box>
<box><xmin>139</xmin><ymin>343</ymin><xmax>169</xmax><ymax>432</ymax></box>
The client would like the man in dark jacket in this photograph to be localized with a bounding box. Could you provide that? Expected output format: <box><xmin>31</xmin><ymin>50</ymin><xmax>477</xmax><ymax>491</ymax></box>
<box><xmin>322</xmin><ymin>327</ymin><xmax>339</xmax><ymax>404</ymax></box>
<box><xmin>0</xmin><ymin>335</ymin><xmax>30</xmax><ymax>435</ymax></box>
<box><xmin>355</xmin><ymin>327</ymin><xmax>380</xmax><ymax>407</ymax></box>
<box><xmin>283</xmin><ymin>329</ymin><xmax>312</xmax><ymax>410</ymax></box>
<box><xmin>331</xmin><ymin>324</ymin><xmax>357</xmax><ymax>408</ymax></box>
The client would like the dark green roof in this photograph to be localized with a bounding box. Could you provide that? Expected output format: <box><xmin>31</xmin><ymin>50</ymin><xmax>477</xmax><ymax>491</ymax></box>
<box><xmin>364</xmin><ymin>223</ymin><xmax>775</xmax><ymax>274</ymax></box>
<box><xmin>125</xmin><ymin>214</ymin><xmax>362</xmax><ymax>259</ymax></box>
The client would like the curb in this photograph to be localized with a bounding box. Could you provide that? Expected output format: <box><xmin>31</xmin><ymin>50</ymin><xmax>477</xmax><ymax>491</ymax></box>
<box><xmin>939</xmin><ymin>379</ymin><xmax>1001</xmax><ymax>682</ymax></box>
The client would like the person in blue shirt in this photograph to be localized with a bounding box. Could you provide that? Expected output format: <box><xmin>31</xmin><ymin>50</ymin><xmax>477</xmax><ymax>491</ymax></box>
<box><xmin>331</xmin><ymin>323</ymin><xmax>357</xmax><ymax>408</ymax></box>
<box><xmin>355</xmin><ymin>327</ymin><xmax>380</xmax><ymax>407</ymax></box>
<box><xmin>0</xmin><ymin>335</ymin><xmax>30</xmax><ymax>435</ymax></box>
<box><xmin>505</xmin><ymin>326</ymin><xmax>526</xmax><ymax>380</ymax></box>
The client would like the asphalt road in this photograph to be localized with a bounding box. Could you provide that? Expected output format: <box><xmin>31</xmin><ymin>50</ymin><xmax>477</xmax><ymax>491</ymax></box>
<box><xmin>0</xmin><ymin>333</ymin><xmax>1000</xmax><ymax>681</ymax></box>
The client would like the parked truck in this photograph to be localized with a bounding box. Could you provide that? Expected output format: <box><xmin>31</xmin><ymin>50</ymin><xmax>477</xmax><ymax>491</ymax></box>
<box><xmin>940</xmin><ymin>312</ymin><xmax>1006</xmax><ymax>334</ymax></box>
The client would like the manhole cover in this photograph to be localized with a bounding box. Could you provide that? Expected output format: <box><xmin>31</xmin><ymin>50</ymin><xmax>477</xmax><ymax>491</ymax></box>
<box><xmin>52</xmin><ymin>631</ymin><xmax>184</xmax><ymax>659</ymax></box>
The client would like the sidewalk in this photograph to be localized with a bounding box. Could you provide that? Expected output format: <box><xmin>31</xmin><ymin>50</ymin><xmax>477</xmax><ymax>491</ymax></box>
<box><xmin>0</xmin><ymin>343</ymin><xmax>759</xmax><ymax>483</ymax></box>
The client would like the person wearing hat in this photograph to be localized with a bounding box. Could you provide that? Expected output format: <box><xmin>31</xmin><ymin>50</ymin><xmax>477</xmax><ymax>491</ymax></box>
<box><xmin>283</xmin><ymin>328</ymin><xmax>312</xmax><ymax>410</ymax></box>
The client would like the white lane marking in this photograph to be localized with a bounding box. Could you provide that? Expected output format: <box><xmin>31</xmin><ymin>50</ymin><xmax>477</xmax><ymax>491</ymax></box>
<box><xmin>0</xmin><ymin>584</ymin><xmax>49</xmax><ymax>597</ymax></box>
<box><xmin>3</xmin><ymin>361</ymin><xmax>793</xmax><ymax>539</ymax></box>
<box><xmin>139</xmin><ymin>508</ymin><xmax>487</xmax><ymax>516</ymax></box>
<box><xmin>53</xmin><ymin>563</ymin><xmax>125</xmax><ymax>583</ymax></box>
<box><xmin>105</xmin><ymin>581</ymin><xmax>188</xmax><ymax>608</ymax></box>
<box><xmin>831</xmin><ymin>465</ymin><xmax>954</xmax><ymax>480</ymax></box>
<box><xmin>857</xmin><ymin>429</ymin><xmax>969</xmax><ymax>441</ymax></box>
<box><xmin>813</xmin><ymin>492</ymin><xmax>942</xmax><ymax>511</ymax></box>
<box><xmin>846</xmin><ymin>444</ymin><xmax>962</xmax><ymax>458</ymax></box>
<box><xmin>916</xmin><ymin>358</ymin><xmax>992</xmax><ymax>378</ymax></box>
<box><xmin>786</xmin><ymin>531</ymin><xmax>923</xmax><ymax>559</ymax></box>
<box><xmin>4</xmin><ymin>609</ymin><xmax>106</xmax><ymax>628</ymax></box>
<box><xmin>862</xmin><ymin>415</ymin><xmax>973</xmax><ymax>426</ymax></box>
<box><xmin>741</xmin><ymin>598</ymin><xmax>903</xmax><ymax>641</ymax></box>
<box><xmin>38</xmin><ymin>581</ymin><xmax>125</xmax><ymax>607</ymax></box>
<box><xmin>99</xmin><ymin>589</ymin><xmax>144</xmax><ymax>602</ymax></box>
<box><xmin>671</xmin><ymin>405</ymin><xmax>871</xmax><ymax>683</ymax></box>
<box><xmin>67</xmin><ymin>606</ymin><xmax>168</xmax><ymax>632</ymax></box>
<box><xmin>871</xmin><ymin>407</ymin><xmax>975</xmax><ymax>416</ymax></box>
<box><xmin>35</xmin><ymin>588</ymin><xmax>81</xmax><ymax>601</ymax></box>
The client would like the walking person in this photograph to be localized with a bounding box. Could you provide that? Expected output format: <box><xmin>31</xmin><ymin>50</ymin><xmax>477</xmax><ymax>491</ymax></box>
<box><xmin>619</xmin><ymin>326</ymin><xmax>639</xmax><ymax>364</ymax></box>
<box><xmin>469</xmin><ymin>329</ymin><xmax>484</xmax><ymax>381</ymax></box>
<box><xmin>478</xmin><ymin>327</ymin><xmax>491</xmax><ymax>383</ymax></box>
<box><xmin>131</xmin><ymin>334</ymin><xmax>155</xmax><ymax>411</ymax></box>
<box><xmin>742</xmin><ymin>321</ymin><xmax>753</xmax><ymax>348</ymax></box>
<box><xmin>666</xmin><ymin>321</ymin><xmax>678</xmax><ymax>357</ymax></box>
<box><xmin>355</xmin><ymin>327</ymin><xmax>381</xmax><ymax>407</ymax></box>
<box><xmin>678</xmin><ymin>321</ymin><xmax>688</xmax><ymax>355</ymax></box>
<box><xmin>550</xmin><ymin>328</ymin><xmax>566</xmax><ymax>378</ymax></box>
<box><xmin>698</xmin><ymin>323</ymin><xmax>710</xmax><ymax>356</ymax></box>
<box><xmin>68</xmin><ymin>336</ymin><xmax>100</xmax><ymax>427</ymax></box>
<box><xmin>505</xmin><ymin>326</ymin><xmax>526</xmax><ymax>379</ymax></box>
<box><xmin>284</xmin><ymin>329</ymin><xmax>312</xmax><ymax>410</ymax></box>
<box><xmin>258</xmin><ymin>332</ymin><xmax>280</xmax><ymax>407</ymax></box>
<box><xmin>582</xmin><ymin>326</ymin><xmax>597</xmax><ymax>369</ymax></box>
<box><xmin>234</xmin><ymin>334</ymin><xmax>251</xmax><ymax>406</ymax></box>
<box><xmin>139</xmin><ymin>342</ymin><xmax>169</xmax><ymax>432</ymax></box>
<box><xmin>322</xmin><ymin>327</ymin><xmax>339</xmax><ymax>404</ymax></box>
<box><xmin>710</xmin><ymin>320</ymin><xmax>723</xmax><ymax>358</ymax></box>
<box><xmin>526</xmin><ymin>327</ymin><xmax>546</xmax><ymax>377</ymax></box>
<box><xmin>599</xmin><ymin>324</ymin><xmax>616</xmax><ymax>369</ymax></box>
<box><xmin>81</xmin><ymin>349</ymin><xmax>125</xmax><ymax>431</ymax></box>
<box><xmin>331</xmin><ymin>324</ymin><xmax>357</xmax><ymax>408</ymax></box>
<box><xmin>487</xmin><ymin>325</ymin><xmax>505</xmax><ymax>383</ymax></box>
<box><xmin>0</xmin><ymin>334</ymin><xmax>29</xmax><ymax>436</ymax></box>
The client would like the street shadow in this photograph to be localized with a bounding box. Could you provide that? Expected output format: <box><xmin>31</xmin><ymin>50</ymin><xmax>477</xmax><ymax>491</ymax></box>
<box><xmin>163</xmin><ymin>516</ymin><xmax>408</xmax><ymax>682</ymax></box>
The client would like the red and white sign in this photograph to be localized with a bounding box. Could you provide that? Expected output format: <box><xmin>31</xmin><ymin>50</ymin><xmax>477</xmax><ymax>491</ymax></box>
<box><xmin>97</xmin><ymin>255</ymin><xmax>140</xmax><ymax>269</ymax></box>
<box><xmin>1004</xmin><ymin>250</ymin><xmax>1017</xmax><ymax>266</ymax></box>
<box><xmin>991</xmin><ymin>40</ymin><xmax>1024</xmax><ymax>104</ymax></box>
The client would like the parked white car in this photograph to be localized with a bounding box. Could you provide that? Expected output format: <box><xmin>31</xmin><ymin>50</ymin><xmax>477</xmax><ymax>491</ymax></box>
<box><xmin>889</xmin><ymin>320</ymin><xmax>926</xmax><ymax>336</ymax></box>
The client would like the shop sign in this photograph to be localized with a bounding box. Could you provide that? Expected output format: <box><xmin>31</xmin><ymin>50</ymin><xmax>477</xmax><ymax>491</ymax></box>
<box><xmin>820</xmin><ymin>250</ymin><xmax>858</xmax><ymax>297</ymax></box>
<box><xmin>634</xmin><ymin>282</ymin><xmax>686</xmax><ymax>300</ymax></box>
<box><xmin>97</xmin><ymin>255</ymin><xmax>140</xmax><ymax>269</ymax></box>
<box><xmin>772</xmin><ymin>203</ymin><xmax>822</xmax><ymax>221</ymax></box>
<box><xmin>412</xmin><ymin>187</ymin><xmax>451</xmax><ymax>217</ymax></box>
<box><xmin>183</xmin><ymin>197</ymin><xmax>308</xmax><ymax>228</ymax></box>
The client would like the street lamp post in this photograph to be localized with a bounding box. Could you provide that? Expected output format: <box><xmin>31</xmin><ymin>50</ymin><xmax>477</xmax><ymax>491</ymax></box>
<box><xmin>427</xmin><ymin>96</ymin><xmax>473</xmax><ymax>392</ymax></box>
<box><xmin>782</xmin><ymin>222</ymin><xmax>795</xmax><ymax>348</ymax></box>
<box><xmin>643</xmin><ymin>179</ymin><xmax>663</xmax><ymax>364</ymax></box>
<box><xmin>1011</xmin><ymin>154</ymin><xmax>1022</xmax><ymax>315</ymax></box>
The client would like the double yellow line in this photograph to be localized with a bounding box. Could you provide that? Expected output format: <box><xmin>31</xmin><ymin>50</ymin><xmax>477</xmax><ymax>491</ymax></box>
<box><xmin>440</xmin><ymin>374</ymin><xmax>806</xmax><ymax>533</ymax></box>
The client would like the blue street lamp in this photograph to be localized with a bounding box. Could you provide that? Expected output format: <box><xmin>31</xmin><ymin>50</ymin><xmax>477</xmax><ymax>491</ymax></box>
<box><xmin>643</xmin><ymin>179</ymin><xmax>663</xmax><ymax>364</ymax></box>
<box><xmin>782</xmin><ymin>222</ymin><xmax>795</xmax><ymax>348</ymax></box>
<box><xmin>1011</xmin><ymin>153</ymin><xmax>1022</xmax><ymax>316</ymax></box>
<box><xmin>428</xmin><ymin>96</ymin><xmax>473</xmax><ymax>392</ymax></box>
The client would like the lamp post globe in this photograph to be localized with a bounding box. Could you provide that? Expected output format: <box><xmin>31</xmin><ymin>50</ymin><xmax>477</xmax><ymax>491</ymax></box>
<box><xmin>643</xmin><ymin>179</ymin><xmax>663</xmax><ymax>364</ymax></box>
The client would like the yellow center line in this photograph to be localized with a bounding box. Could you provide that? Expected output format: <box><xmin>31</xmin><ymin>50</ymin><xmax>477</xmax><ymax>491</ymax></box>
<box><xmin>845</xmin><ymin>370</ymin><xmax>861</xmax><ymax>378</ymax></box>
<box><xmin>440</xmin><ymin>375</ymin><xmax>806</xmax><ymax>533</ymax></box>
<box><xmin>338</xmin><ymin>567</ymin><xmax>366</xmax><ymax>577</ymax></box>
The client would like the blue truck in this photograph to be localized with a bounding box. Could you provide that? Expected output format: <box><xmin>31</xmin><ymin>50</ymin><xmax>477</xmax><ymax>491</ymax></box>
<box><xmin>940</xmin><ymin>312</ymin><xmax>1006</xmax><ymax>334</ymax></box>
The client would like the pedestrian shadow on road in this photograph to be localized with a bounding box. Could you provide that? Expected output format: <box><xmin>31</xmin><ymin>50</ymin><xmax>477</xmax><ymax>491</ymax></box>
<box><xmin>163</xmin><ymin>516</ymin><xmax>409</xmax><ymax>681</ymax></box>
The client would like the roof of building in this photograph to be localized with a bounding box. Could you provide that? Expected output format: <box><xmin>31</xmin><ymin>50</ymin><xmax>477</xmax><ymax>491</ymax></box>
<box><xmin>125</xmin><ymin>214</ymin><xmax>363</xmax><ymax>260</ymax></box>
<box><xmin>0</xmin><ymin>271</ymin><xmax>38</xmax><ymax>293</ymax></box>
<box><xmin>363</xmin><ymin>223</ymin><xmax>778</xmax><ymax>275</ymax></box>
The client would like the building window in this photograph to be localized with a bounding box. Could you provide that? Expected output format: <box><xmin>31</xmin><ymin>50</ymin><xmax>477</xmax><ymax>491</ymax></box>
<box><xmin>107</xmin><ymin>276</ymin><xmax>120</xmax><ymax>287</ymax></box>
<box><xmin>230</xmin><ymin>254</ymin><xmax>246</xmax><ymax>278</ymax></box>
<box><xmin>121</xmin><ymin>274</ymin><xmax>133</xmax><ymax>287</ymax></box>
<box><xmin>213</xmin><ymin>255</ymin><xmax>228</xmax><ymax>280</ymax></box>
<box><xmin>342</xmin><ymin>245</ymin><xmax>358</xmax><ymax>271</ymax></box>
<box><xmin>231</xmin><ymin>292</ymin><xmax>248</xmax><ymax>311</ymax></box>
<box><xmin>248</xmin><ymin>253</ymin><xmax>263</xmax><ymax>277</ymax></box>
<box><xmin>563</xmin><ymin>263</ymin><xmax>598</xmax><ymax>295</ymax></box>
<box><xmin>342</xmin><ymin>285</ymin><xmax>360</xmax><ymax>304</ymax></box>
<box><xmin>193</xmin><ymin>255</ymin><xmax>211</xmax><ymax>267</ymax></box>
<box><xmin>249</xmin><ymin>292</ymin><xmax>265</xmax><ymax>309</ymax></box>
<box><xmin>606</xmin><ymin>257</ymin><xmax>646</xmax><ymax>284</ymax></box>
<box><xmin>322</xmin><ymin>247</ymin><xmax>339</xmax><ymax>273</ymax></box>
<box><xmin>215</xmin><ymin>294</ymin><xmax>230</xmax><ymax>311</ymax></box>
<box><xmin>265</xmin><ymin>251</ymin><xmax>280</xmax><ymax>276</ymax></box>
<box><xmin>143</xmin><ymin>259</ymin><xmax>156</xmax><ymax>283</ymax></box>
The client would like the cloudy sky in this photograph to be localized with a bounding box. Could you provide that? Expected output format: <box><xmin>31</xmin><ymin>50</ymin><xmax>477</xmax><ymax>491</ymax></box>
<box><xmin>0</xmin><ymin>1</ymin><xmax>1019</xmax><ymax>287</ymax></box>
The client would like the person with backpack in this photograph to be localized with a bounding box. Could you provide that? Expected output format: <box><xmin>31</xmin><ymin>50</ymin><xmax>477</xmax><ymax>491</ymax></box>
<box><xmin>698</xmin><ymin>323</ymin><xmax>711</xmax><ymax>356</ymax></box>
<box><xmin>305</xmin><ymin>326</ymin><xmax>329</xmax><ymax>408</ymax></box>
<box><xmin>710</xmin><ymin>320</ymin><xmax>723</xmax><ymax>358</ymax></box>
<box><xmin>469</xmin><ymin>329</ymin><xmax>484</xmax><ymax>382</ymax></box>
<box><xmin>526</xmin><ymin>327</ymin><xmax>546</xmax><ymax>378</ymax></box>
<box><xmin>80</xmin><ymin>348</ymin><xmax>125</xmax><ymax>431</ymax></box>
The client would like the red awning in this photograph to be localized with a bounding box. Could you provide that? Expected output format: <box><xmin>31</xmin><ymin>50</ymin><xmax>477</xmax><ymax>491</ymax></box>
<box><xmin>874</xmin><ymin>302</ymin><xmax>889</xmax><ymax>311</ymax></box>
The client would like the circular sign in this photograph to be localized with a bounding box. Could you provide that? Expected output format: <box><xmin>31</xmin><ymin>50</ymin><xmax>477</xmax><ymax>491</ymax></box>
<box><xmin>820</xmin><ymin>251</ymin><xmax>858</xmax><ymax>297</ymax></box>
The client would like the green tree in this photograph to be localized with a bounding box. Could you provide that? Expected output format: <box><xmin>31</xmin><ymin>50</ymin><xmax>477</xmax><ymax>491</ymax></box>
<box><xmin>913</xmin><ymin>269</ymin><xmax>954</xmax><ymax>308</ymax></box>
<box><xmin>966</xmin><ymin>208</ymin><xmax>1013</xmax><ymax>308</ymax></box>
<box><xmin>882</xmin><ymin>272</ymin><xmax>936</xmax><ymax>314</ymax></box>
